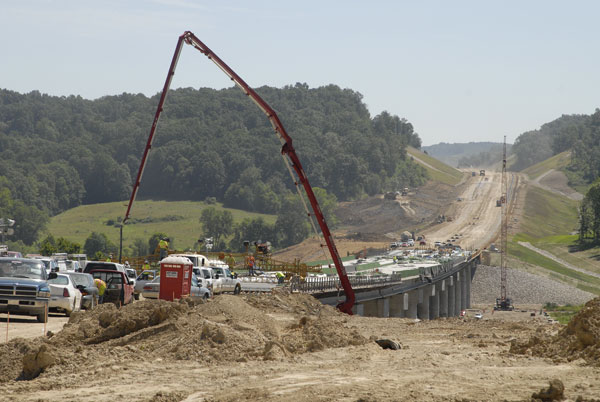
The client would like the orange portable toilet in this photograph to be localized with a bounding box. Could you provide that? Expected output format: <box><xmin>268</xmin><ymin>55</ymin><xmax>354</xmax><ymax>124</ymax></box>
<box><xmin>159</xmin><ymin>256</ymin><xmax>192</xmax><ymax>301</ymax></box>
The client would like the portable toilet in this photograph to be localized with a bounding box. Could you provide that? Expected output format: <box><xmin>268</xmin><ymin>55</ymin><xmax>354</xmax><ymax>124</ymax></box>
<box><xmin>159</xmin><ymin>256</ymin><xmax>192</xmax><ymax>301</ymax></box>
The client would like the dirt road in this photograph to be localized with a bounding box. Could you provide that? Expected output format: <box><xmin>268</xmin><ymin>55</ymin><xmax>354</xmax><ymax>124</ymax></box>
<box><xmin>423</xmin><ymin>171</ymin><xmax>510</xmax><ymax>250</ymax></box>
<box><xmin>0</xmin><ymin>313</ymin><xmax>68</xmax><ymax>343</ymax></box>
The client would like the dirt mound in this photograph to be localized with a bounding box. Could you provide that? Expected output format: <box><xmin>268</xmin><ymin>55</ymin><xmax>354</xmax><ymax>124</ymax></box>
<box><xmin>510</xmin><ymin>297</ymin><xmax>600</xmax><ymax>365</ymax></box>
<box><xmin>0</xmin><ymin>294</ymin><xmax>368</xmax><ymax>383</ymax></box>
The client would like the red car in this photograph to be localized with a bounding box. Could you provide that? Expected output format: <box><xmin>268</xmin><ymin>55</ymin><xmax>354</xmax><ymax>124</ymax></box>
<box><xmin>89</xmin><ymin>269</ymin><xmax>134</xmax><ymax>306</ymax></box>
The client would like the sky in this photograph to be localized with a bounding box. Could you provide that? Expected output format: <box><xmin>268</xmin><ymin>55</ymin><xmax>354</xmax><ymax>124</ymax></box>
<box><xmin>1</xmin><ymin>0</ymin><xmax>599</xmax><ymax>146</ymax></box>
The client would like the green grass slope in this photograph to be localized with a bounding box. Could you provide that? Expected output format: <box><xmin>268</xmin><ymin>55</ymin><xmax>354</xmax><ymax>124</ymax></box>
<box><xmin>521</xmin><ymin>151</ymin><xmax>571</xmax><ymax>180</ymax></box>
<box><xmin>407</xmin><ymin>146</ymin><xmax>464</xmax><ymax>186</ymax></box>
<box><xmin>48</xmin><ymin>200</ymin><xmax>276</xmax><ymax>252</ymax></box>
<box><xmin>509</xmin><ymin>185</ymin><xmax>600</xmax><ymax>295</ymax></box>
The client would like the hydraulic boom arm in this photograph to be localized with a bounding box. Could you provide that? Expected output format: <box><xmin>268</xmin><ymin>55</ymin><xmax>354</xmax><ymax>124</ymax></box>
<box><xmin>123</xmin><ymin>31</ymin><xmax>355</xmax><ymax>314</ymax></box>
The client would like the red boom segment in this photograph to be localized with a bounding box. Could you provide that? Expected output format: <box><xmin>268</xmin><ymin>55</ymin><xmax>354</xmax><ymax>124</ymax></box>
<box><xmin>124</xmin><ymin>31</ymin><xmax>355</xmax><ymax>314</ymax></box>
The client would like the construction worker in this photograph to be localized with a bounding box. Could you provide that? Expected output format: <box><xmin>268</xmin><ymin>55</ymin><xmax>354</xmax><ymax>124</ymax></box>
<box><xmin>159</xmin><ymin>237</ymin><xmax>169</xmax><ymax>260</ymax></box>
<box><xmin>226</xmin><ymin>254</ymin><xmax>236</xmax><ymax>270</ymax></box>
<box><xmin>276</xmin><ymin>271</ymin><xmax>285</xmax><ymax>284</ymax></box>
<box><xmin>248</xmin><ymin>255</ymin><xmax>255</xmax><ymax>276</ymax></box>
<box><xmin>106</xmin><ymin>254</ymin><xmax>113</xmax><ymax>262</ymax></box>
<box><xmin>94</xmin><ymin>278</ymin><xmax>106</xmax><ymax>304</ymax></box>
<box><xmin>142</xmin><ymin>259</ymin><xmax>151</xmax><ymax>271</ymax></box>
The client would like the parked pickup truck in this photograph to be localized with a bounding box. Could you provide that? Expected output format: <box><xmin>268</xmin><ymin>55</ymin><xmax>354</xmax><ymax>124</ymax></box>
<box><xmin>0</xmin><ymin>257</ymin><xmax>51</xmax><ymax>322</ymax></box>
<box><xmin>89</xmin><ymin>269</ymin><xmax>134</xmax><ymax>306</ymax></box>
<box><xmin>211</xmin><ymin>266</ymin><xmax>241</xmax><ymax>295</ymax></box>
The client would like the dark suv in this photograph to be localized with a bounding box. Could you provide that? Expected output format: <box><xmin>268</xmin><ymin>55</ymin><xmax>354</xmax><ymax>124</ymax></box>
<box><xmin>0</xmin><ymin>257</ymin><xmax>51</xmax><ymax>322</ymax></box>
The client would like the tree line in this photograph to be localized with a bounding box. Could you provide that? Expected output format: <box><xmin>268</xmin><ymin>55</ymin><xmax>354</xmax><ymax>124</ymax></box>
<box><xmin>0</xmin><ymin>84</ymin><xmax>426</xmax><ymax>249</ymax></box>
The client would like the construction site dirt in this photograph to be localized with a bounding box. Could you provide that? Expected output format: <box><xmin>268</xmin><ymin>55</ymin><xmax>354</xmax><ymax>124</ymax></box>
<box><xmin>275</xmin><ymin>172</ymin><xmax>507</xmax><ymax>263</ymax></box>
<box><xmin>1</xmin><ymin>294</ymin><xmax>600</xmax><ymax>401</ymax></box>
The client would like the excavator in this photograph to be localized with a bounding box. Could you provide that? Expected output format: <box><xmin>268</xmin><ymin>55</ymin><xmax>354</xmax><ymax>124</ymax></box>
<box><xmin>122</xmin><ymin>31</ymin><xmax>355</xmax><ymax>314</ymax></box>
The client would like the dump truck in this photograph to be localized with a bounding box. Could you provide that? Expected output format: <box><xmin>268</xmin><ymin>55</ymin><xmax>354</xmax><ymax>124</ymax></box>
<box><xmin>480</xmin><ymin>170</ymin><xmax>485</xmax><ymax>176</ymax></box>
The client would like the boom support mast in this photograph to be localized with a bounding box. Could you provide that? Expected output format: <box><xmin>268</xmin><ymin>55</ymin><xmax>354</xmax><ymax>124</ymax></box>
<box><xmin>123</xmin><ymin>31</ymin><xmax>355</xmax><ymax>313</ymax></box>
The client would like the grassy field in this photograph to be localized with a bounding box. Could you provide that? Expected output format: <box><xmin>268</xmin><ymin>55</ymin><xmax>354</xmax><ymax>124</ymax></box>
<box><xmin>48</xmin><ymin>200</ymin><xmax>276</xmax><ymax>252</ymax></box>
<box><xmin>544</xmin><ymin>303</ymin><xmax>583</xmax><ymax>324</ymax></box>
<box><xmin>407</xmin><ymin>146</ymin><xmax>464</xmax><ymax>186</ymax></box>
<box><xmin>521</xmin><ymin>150</ymin><xmax>571</xmax><ymax>180</ymax></box>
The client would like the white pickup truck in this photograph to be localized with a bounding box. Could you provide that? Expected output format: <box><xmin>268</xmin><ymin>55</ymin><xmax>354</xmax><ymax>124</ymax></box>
<box><xmin>211</xmin><ymin>266</ymin><xmax>241</xmax><ymax>295</ymax></box>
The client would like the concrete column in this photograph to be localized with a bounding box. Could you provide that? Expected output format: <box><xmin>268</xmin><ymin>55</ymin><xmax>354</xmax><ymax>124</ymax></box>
<box><xmin>363</xmin><ymin>299</ymin><xmax>379</xmax><ymax>317</ymax></box>
<box><xmin>354</xmin><ymin>303</ymin><xmax>364</xmax><ymax>316</ymax></box>
<box><xmin>406</xmin><ymin>290</ymin><xmax>418</xmax><ymax>319</ymax></box>
<box><xmin>454</xmin><ymin>272</ymin><xmax>462</xmax><ymax>315</ymax></box>
<box><xmin>389</xmin><ymin>294</ymin><xmax>405</xmax><ymax>318</ymax></box>
<box><xmin>417</xmin><ymin>287</ymin><xmax>430</xmax><ymax>320</ymax></box>
<box><xmin>429</xmin><ymin>283</ymin><xmax>440</xmax><ymax>319</ymax></box>
<box><xmin>438</xmin><ymin>280</ymin><xmax>448</xmax><ymax>317</ymax></box>
<box><xmin>466</xmin><ymin>264</ymin><xmax>472</xmax><ymax>309</ymax></box>
<box><xmin>447</xmin><ymin>276</ymin><xmax>455</xmax><ymax>317</ymax></box>
<box><xmin>461</xmin><ymin>268</ymin><xmax>467</xmax><ymax>312</ymax></box>
<box><xmin>377</xmin><ymin>297</ymin><xmax>390</xmax><ymax>318</ymax></box>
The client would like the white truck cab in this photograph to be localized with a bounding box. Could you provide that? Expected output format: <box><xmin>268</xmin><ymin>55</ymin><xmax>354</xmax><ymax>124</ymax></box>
<box><xmin>211</xmin><ymin>266</ymin><xmax>241</xmax><ymax>295</ymax></box>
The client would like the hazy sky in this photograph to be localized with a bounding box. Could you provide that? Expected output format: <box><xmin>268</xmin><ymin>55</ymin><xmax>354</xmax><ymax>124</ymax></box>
<box><xmin>2</xmin><ymin>0</ymin><xmax>599</xmax><ymax>146</ymax></box>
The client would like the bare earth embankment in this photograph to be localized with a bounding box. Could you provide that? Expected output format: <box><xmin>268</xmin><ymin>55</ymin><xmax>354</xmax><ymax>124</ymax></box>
<box><xmin>1</xmin><ymin>292</ymin><xmax>600</xmax><ymax>401</ymax></box>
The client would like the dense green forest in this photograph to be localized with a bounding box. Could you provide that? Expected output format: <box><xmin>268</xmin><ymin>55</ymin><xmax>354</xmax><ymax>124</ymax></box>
<box><xmin>0</xmin><ymin>84</ymin><xmax>425</xmax><ymax>247</ymax></box>
<box><xmin>511</xmin><ymin>111</ymin><xmax>600</xmax><ymax>188</ymax></box>
<box><xmin>422</xmin><ymin>141</ymin><xmax>502</xmax><ymax>167</ymax></box>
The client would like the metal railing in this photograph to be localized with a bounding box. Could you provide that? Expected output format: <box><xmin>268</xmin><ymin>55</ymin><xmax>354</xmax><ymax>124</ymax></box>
<box><xmin>292</xmin><ymin>255</ymin><xmax>469</xmax><ymax>294</ymax></box>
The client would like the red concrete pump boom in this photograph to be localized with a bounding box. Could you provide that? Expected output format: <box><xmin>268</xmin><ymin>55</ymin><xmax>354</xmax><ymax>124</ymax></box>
<box><xmin>123</xmin><ymin>31</ymin><xmax>355</xmax><ymax>314</ymax></box>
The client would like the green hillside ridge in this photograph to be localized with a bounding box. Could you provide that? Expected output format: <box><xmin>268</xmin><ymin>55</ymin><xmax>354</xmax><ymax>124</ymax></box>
<box><xmin>521</xmin><ymin>151</ymin><xmax>571</xmax><ymax>180</ymax></box>
<box><xmin>407</xmin><ymin>146</ymin><xmax>464</xmax><ymax>186</ymax></box>
<box><xmin>48</xmin><ymin>200</ymin><xmax>276</xmax><ymax>253</ymax></box>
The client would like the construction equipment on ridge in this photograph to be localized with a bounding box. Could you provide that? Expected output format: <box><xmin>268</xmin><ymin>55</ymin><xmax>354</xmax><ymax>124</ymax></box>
<box><xmin>123</xmin><ymin>31</ymin><xmax>355</xmax><ymax>314</ymax></box>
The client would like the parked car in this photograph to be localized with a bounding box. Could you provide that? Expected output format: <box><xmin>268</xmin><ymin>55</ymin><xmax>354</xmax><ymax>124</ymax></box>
<box><xmin>141</xmin><ymin>277</ymin><xmax>160</xmax><ymax>299</ymax></box>
<box><xmin>419</xmin><ymin>240</ymin><xmax>427</xmax><ymax>245</ymax></box>
<box><xmin>211</xmin><ymin>266</ymin><xmax>241</xmax><ymax>294</ymax></box>
<box><xmin>89</xmin><ymin>269</ymin><xmax>134</xmax><ymax>306</ymax></box>
<box><xmin>474</xmin><ymin>313</ymin><xmax>483</xmax><ymax>319</ymax></box>
<box><xmin>134</xmin><ymin>269</ymin><xmax>158</xmax><ymax>300</ymax></box>
<box><xmin>66</xmin><ymin>271</ymin><xmax>99</xmax><ymax>309</ymax></box>
<box><xmin>47</xmin><ymin>272</ymin><xmax>82</xmax><ymax>316</ymax></box>
<box><xmin>0</xmin><ymin>257</ymin><xmax>51</xmax><ymax>322</ymax></box>
<box><xmin>37</xmin><ymin>257</ymin><xmax>59</xmax><ymax>275</ymax></box>
<box><xmin>83</xmin><ymin>261</ymin><xmax>126</xmax><ymax>275</ymax></box>
<box><xmin>407</xmin><ymin>239</ymin><xmax>415</xmax><ymax>247</ymax></box>
<box><xmin>141</xmin><ymin>274</ymin><xmax>211</xmax><ymax>300</ymax></box>
<box><xmin>434</xmin><ymin>241</ymin><xmax>442</xmax><ymax>247</ymax></box>
<box><xmin>389</xmin><ymin>242</ymin><xmax>398</xmax><ymax>249</ymax></box>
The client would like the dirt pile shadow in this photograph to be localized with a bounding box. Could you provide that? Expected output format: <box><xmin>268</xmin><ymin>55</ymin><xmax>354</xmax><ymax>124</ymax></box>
<box><xmin>510</xmin><ymin>297</ymin><xmax>600</xmax><ymax>366</ymax></box>
<box><xmin>0</xmin><ymin>293</ymin><xmax>368</xmax><ymax>383</ymax></box>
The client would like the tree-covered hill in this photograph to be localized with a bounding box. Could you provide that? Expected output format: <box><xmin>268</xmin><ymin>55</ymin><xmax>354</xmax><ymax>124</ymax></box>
<box><xmin>510</xmin><ymin>111</ymin><xmax>595</xmax><ymax>185</ymax></box>
<box><xmin>0</xmin><ymin>84</ymin><xmax>425</xmax><ymax>245</ymax></box>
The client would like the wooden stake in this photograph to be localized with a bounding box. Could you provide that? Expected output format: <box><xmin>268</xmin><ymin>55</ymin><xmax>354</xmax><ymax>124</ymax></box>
<box><xmin>43</xmin><ymin>303</ymin><xmax>47</xmax><ymax>337</ymax></box>
<box><xmin>6</xmin><ymin>311</ymin><xmax>9</xmax><ymax>343</ymax></box>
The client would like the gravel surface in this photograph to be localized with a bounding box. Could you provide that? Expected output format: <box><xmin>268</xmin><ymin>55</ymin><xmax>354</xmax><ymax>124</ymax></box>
<box><xmin>472</xmin><ymin>265</ymin><xmax>595</xmax><ymax>305</ymax></box>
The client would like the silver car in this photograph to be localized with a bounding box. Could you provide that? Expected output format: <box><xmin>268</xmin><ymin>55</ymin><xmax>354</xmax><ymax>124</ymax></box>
<box><xmin>141</xmin><ymin>274</ymin><xmax>210</xmax><ymax>300</ymax></box>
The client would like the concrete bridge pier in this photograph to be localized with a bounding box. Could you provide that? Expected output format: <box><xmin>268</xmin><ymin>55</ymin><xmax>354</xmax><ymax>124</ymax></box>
<box><xmin>447</xmin><ymin>276</ymin><xmax>455</xmax><ymax>316</ymax></box>
<box><xmin>429</xmin><ymin>283</ymin><xmax>440</xmax><ymax>319</ymax></box>
<box><xmin>406</xmin><ymin>289</ymin><xmax>419</xmax><ymax>319</ymax></box>
<box><xmin>465</xmin><ymin>264</ymin><xmax>472</xmax><ymax>309</ymax></box>
<box><xmin>377</xmin><ymin>297</ymin><xmax>390</xmax><ymax>318</ymax></box>
<box><xmin>353</xmin><ymin>303</ymin><xmax>364</xmax><ymax>316</ymax></box>
<box><xmin>418</xmin><ymin>285</ymin><xmax>434</xmax><ymax>320</ymax></box>
<box><xmin>438</xmin><ymin>280</ymin><xmax>448</xmax><ymax>318</ymax></box>
<box><xmin>460</xmin><ymin>268</ymin><xmax>468</xmax><ymax>311</ymax></box>
<box><xmin>389</xmin><ymin>294</ymin><xmax>405</xmax><ymax>318</ymax></box>
<box><xmin>454</xmin><ymin>272</ymin><xmax>463</xmax><ymax>315</ymax></box>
